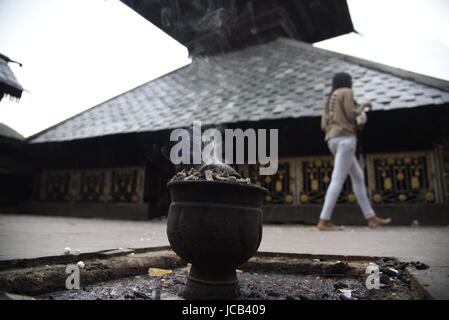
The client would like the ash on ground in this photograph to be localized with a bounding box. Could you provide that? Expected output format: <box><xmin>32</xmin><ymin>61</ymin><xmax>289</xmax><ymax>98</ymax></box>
<box><xmin>38</xmin><ymin>260</ymin><xmax>424</xmax><ymax>300</ymax></box>
<box><xmin>170</xmin><ymin>166</ymin><xmax>251</xmax><ymax>184</ymax></box>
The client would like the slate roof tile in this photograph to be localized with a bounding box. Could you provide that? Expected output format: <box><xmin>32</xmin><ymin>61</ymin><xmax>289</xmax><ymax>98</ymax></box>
<box><xmin>29</xmin><ymin>38</ymin><xmax>449</xmax><ymax>143</ymax></box>
<box><xmin>0</xmin><ymin>54</ymin><xmax>23</xmax><ymax>99</ymax></box>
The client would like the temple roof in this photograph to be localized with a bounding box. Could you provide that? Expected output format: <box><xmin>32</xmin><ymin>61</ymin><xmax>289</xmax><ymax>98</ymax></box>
<box><xmin>0</xmin><ymin>54</ymin><xmax>23</xmax><ymax>101</ymax></box>
<box><xmin>120</xmin><ymin>0</ymin><xmax>354</xmax><ymax>56</ymax></box>
<box><xmin>28</xmin><ymin>38</ymin><xmax>449</xmax><ymax>144</ymax></box>
<box><xmin>0</xmin><ymin>122</ymin><xmax>24</xmax><ymax>141</ymax></box>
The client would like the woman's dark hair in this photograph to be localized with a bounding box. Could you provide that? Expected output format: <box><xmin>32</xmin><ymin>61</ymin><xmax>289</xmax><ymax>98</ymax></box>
<box><xmin>326</xmin><ymin>72</ymin><xmax>353</xmax><ymax>104</ymax></box>
<box><xmin>331</xmin><ymin>72</ymin><xmax>352</xmax><ymax>92</ymax></box>
<box><xmin>323</xmin><ymin>72</ymin><xmax>353</xmax><ymax>125</ymax></box>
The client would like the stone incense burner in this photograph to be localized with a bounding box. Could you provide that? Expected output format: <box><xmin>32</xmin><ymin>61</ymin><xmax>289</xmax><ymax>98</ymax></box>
<box><xmin>166</xmin><ymin>166</ymin><xmax>267</xmax><ymax>300</ymax></box>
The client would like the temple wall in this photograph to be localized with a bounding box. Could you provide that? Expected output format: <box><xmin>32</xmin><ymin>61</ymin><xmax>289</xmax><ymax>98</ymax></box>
<box><xmin>7</xmin><ymin>105</ymin><xmax>448</xmax><ymax>224</ymax></box>
<box><xmin>440</xmin><ymin>107</ymin><xmax>449</xmax><ymax>204</ymax></box>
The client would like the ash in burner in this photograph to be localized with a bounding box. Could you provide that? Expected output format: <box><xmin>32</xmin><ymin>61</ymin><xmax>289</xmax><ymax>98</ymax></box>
<box><xmin>170</xmin><ymin>165</ymin><xmax>250</xmax><ymax>184</ymax></box>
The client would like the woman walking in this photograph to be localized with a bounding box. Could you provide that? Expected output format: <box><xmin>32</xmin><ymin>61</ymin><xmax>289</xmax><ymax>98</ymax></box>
<box><xmin>318</xmin><ymin>73</ymin><xmax>391</xmax><ymax>231</ymax></box>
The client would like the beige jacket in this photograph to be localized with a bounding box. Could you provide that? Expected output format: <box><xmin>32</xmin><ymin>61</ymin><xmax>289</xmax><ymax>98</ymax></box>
<box><xmin>321</xmin><ymin>88</ymin><xmax>365</xmax><ymax>141</ymax></box>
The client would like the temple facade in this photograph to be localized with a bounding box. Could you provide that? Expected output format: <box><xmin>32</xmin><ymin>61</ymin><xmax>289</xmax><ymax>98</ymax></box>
<box><xmin>2</xmin><ymin>1</ymin><xmax>448</xmax><ymax>224</ymax></box>
<box><xmin>18</xmin><ymin>38</ymin><xmax>449</xmax><ymax>224</ymax></box>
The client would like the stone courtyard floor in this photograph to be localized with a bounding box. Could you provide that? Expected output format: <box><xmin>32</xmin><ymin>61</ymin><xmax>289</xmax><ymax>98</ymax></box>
<box><xmin>0</xmin><ymin>214</ymin><xmax>448</xmax><ymax>299</ymax></box>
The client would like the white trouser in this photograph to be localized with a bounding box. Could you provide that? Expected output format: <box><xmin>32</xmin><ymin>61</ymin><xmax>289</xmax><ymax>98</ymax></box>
<box><xmin>319</xmin><ymin>136</ymin><xmax>376</xmax><ymax>221</ymax></box>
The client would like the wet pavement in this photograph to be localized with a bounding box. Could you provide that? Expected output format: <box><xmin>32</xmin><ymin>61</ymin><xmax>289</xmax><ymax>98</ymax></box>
<box><xmin>1</xmin><ymin>214</ymin><xmax>448</xmax><ymax>266</ymax></box>
<box><xmin>1</xmin><ymin>214</ymin><xmax>448</xmax><ymax>299</ymax></box>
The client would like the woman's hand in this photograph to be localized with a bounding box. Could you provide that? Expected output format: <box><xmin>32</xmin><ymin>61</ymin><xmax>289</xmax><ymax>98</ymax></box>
<box><xmin>362</xmin><ymin>102</ymin><xmax>373</xmax><ymax>110</ymax></box>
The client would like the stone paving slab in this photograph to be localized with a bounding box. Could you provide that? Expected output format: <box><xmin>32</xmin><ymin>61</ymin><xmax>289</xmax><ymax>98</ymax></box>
<box><xmin>407</xmin><ymin>267</ymin><xmax>449</xmax><ymax>300</ymax></box>
<box><xmin>260</xmin><ymin>225</ymin><xmax>449</xmax><ymax>267</ymax></box>
<box><xmin>0</xmin><ymin>214</ymin><xmax>169</xmax><ymax>261</ymax></box>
